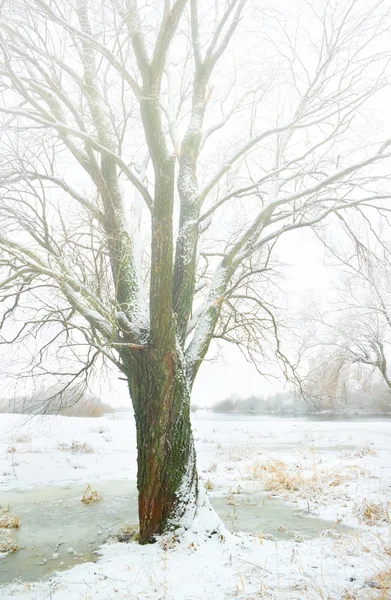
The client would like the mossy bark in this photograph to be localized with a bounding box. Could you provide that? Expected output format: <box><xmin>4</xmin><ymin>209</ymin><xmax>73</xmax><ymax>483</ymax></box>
<box><xmin>127</xmin><ymin>346</ymin><xmax>198</xmax><ymax>544</ymax></box>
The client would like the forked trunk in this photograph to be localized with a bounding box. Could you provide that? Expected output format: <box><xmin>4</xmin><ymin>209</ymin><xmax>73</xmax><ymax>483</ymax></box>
<box><xmin>128</xmin><ymin>347</ymin><xmax>198</xmax><ymax>544</ymax></box>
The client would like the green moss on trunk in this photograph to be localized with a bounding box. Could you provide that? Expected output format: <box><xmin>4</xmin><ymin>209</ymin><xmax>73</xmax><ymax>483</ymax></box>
<box><xmin>128</xmin><ymin>346</ymin><xmax>198</xmax><ymax>544</ymax></box>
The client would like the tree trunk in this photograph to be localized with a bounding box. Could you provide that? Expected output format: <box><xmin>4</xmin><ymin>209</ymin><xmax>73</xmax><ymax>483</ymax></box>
<box><xmin>127</xmin><ymin>346</ymin><xmax>198</xmax><ymax>544</ymax></box>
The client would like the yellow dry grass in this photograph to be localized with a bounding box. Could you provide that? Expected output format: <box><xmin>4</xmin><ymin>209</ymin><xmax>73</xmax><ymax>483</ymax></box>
<box><xmin>248</xmin><ymin>457</ymin><xmax>366</xmax><ymax>498</ymax></box>
<box><xmin>81</xmin><ymin>484</ymin><xmax>101</xmax><ymax>505</ymax></box>
<box><xmin>204</xmin><ymin>478</ymin><xmax>214</xmax><ymax>491</ymax></box>
<box><xmin>252</xmin><ymin>459</ymin><xmax>304</xmax><ymax>492</ymax></box>
<box><xmin>373</xmin><ymin>569</ymin><xmax>391</xmax><ymax>599</ymax></box>
<box><xmin>352</xmin><ymin>568</ymin><xmax>391</xmax><ymax>600</ymax></box>
<box><xmin>0</xmin><ymin>531</ymin><xmax>18</xmax><ymax>553</ymax></box>
<box><xmin>356</xmin><ymin>501</ymin><xmax>390</xmax><ymax>525</ymax></box>
<box><xmin>0</xmin><ymin>510</ymin><xmax>20</xmax><ymax>529</ymax></box>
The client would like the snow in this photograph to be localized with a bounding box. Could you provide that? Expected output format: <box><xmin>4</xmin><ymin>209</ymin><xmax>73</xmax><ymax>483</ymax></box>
<box><xmin>1</xmin><ymin>412</ymin><xmax>391</xmax><ymax>599</ymax></box>
<box><xmin>186</xmin><ymin>263</ymin><xmax>228</xmax><ymax>364</ymax></box>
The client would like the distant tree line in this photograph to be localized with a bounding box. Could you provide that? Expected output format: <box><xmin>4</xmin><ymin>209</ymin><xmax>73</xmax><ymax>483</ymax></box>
<box><xmin>211</xmin><ymin>383</ymin><xmax>391</xmax><ymax>416</ymax></box>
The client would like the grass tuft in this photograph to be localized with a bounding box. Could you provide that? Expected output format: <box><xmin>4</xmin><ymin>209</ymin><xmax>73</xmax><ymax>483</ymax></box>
<box><xmin>204</xmin><ymin>478</ymin><xmax>214</xmax><ymax>491</ymax></box>
<box><xmin>0</xmin><ymin>510</ymin><xmax>20</xmax><ymax>529</ymax></box>
<box><xmin>58</xmin><ymin>441</ymin><xmax>94</xmax><ymax>454</ymax></box>
<box><xmin>81</xmin><ymin>484</ymin><xmax>101</xmax><ymax>505</ymax></box>
<box><xmin>356</xmin><ymin>501</ymin><xmax>390</xmax><ymax>525</ymax></box>
<box><xmin>0</xmin><ymin>531</ymin><xmax>18</xmax><ymax>553</ymax></box>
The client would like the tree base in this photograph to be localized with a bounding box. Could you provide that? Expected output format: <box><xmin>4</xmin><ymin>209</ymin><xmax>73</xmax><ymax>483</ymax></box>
<box><xmin>138</xmin><ymin>484</ymin><xmax>233</xmax><ymax>546</ymax></box>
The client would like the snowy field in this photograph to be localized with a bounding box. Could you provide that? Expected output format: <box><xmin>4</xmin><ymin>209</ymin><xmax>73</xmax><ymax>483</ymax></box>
<box><xmin>1</xmin><ymin>411</ymin><xmax>391</xmax><ymax>599</ymax></box>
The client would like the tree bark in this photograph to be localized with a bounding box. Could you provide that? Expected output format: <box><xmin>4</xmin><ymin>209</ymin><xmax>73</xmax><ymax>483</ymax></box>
<box><xmin>127</xmin><ymin>346</ymin><xmax>198</xmax><ymax>543</ymax></box>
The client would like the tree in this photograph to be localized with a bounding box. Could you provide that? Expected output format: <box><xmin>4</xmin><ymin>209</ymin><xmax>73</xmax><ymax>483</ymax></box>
<box><xmin>303</xmin><ymin>221</ymin><xmax>391</xmax><ymax>403</ymax></box>
<box><xmin>0</xmin><ymin>0</ymin><xmax>391</xmax><ymax>542</ymax></box>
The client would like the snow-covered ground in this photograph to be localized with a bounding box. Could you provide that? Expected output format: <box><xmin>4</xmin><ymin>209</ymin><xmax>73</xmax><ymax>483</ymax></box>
<box><xmin>1</xmin><ymin>411</ymin><xmax>391</xmax><ymax>599</ymax></box>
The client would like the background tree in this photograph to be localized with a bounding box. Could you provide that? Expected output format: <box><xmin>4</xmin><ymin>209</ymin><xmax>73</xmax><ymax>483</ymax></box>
<box><xmin>0</xmin><ymin>0</ymin><xmax>391</xmax><ymax>542</ymax></box>
<box><xmin>301</xmin><ymin>221</ymin><xmax>391</xmax><ymax>407</ymax></box>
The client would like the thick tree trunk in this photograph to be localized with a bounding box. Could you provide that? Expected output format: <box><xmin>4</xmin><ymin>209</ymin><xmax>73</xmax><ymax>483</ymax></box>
<box><xmin>127</xmin><ymin>346</ymin><xmax>198</xmax><ymax>544</ymax></box>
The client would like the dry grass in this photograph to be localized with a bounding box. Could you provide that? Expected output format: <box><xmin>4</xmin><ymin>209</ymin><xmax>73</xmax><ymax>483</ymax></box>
<box><xmin>207</xmin><ymin>462</ymin><xmax>217</xmax><ymax>473</ymax></box>
<box><xmin>58</xmin><ymin>441</ymin><xmax>94</xmax><ymax>454</ymax></box>
<box><xmin>81</xmin><ymin>484</ymin><xmax>101</xmax><ymax>505</ymax></box>
<box><xmin>14</xmin><ymin>435</ymin><xmax>32</xmax><ymax>444</ymax></box>
<box><xmin>0</xmin><ymin>510</ymin><xmax>20</xmax><ymax>529</ymax></box>
<box><xmin>374</xmin><ymin>533</ymin><xmax>391</xmax><ymax>558</ymax></box>
<box><xmin>248</xmin><ymin>457</ymin><xmax>366</xmax><ymax>497</ymax></box>
<box><xmin>116</xmin><ymin>524</ymin><xmax>139</xmax><ymax>543</ymax></box>
<box><xmin>204</xmin><ymin>478</ymin><xmax>214</xmax><ymax>491</ymax></box>
<box><xmin>227</xmin><ymin>446</ymin><xmax>255</xmax><ymax>462</ymax></box>
<box><xmin>351</xmin><ymin>568</ymin><xmax>391</xmax><ymax>600</ymax></box>
<box><xmin>356</xmin><ymin>501</ymin><xmax>390</xmax><ymax>525</ymax></box>
<box><xmin>161</xmin><ymin>532</ymin><xmax>179</xmax><ymax>551</ymax></box>
<box><xmin>0</xmin><ymin>531</ymin><xmax>18</xmax><ymax>553</ymax></box>
<box><xmin>372</xmin><ymin>569</ymin><xmax>391</xmax><ymax>599</ymax></box>
<box><xmin>355</xmin><ymin>445</ymin><xmax>377</xmax><ymax>457</ymax></box>
<box><xmin>342</xmin><ymin>565</ymin><xmax>391</xmax><ymax>600</ymax></box>
<box><xmin>261</xmin><ymin>460</ymin><xmax>303</xmax><ymax>492</ymax></box>
<box><xmin>340</xmin><ymin>445</ymin><xmax>378</xmax><ymax>459</ymax></box>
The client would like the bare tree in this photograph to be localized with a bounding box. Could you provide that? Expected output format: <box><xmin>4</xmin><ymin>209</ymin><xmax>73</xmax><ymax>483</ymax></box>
<box><xmin>304</xmin><ymin>222</ymin><xmax>391</xmax><ymax>403</ymax></box>
<box><xmin>0</xmin><ymin>0</ymin><xmax>391</xmax><ymax>542</ymax></box>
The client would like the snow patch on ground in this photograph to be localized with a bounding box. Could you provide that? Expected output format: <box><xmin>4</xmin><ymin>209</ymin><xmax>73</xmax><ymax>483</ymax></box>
<box><xmin>1</xmin><ymin>413</ymin><xmax>391</xmax><ymax>599</ymax></box>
